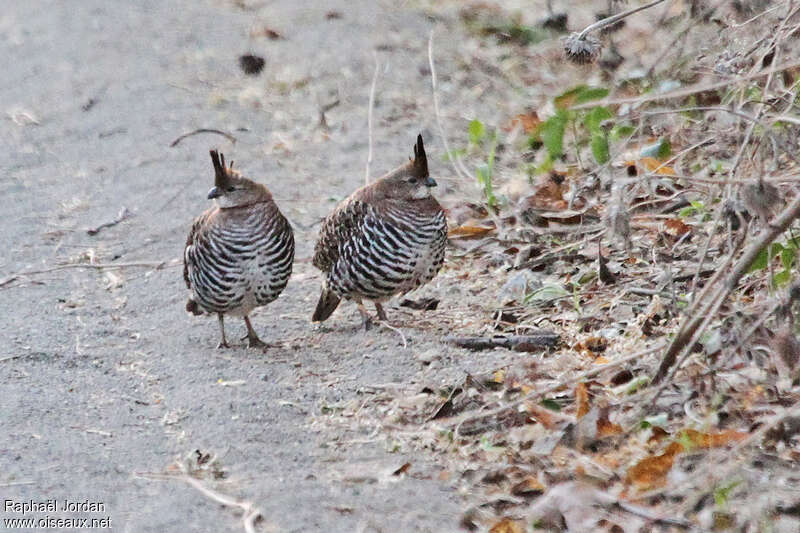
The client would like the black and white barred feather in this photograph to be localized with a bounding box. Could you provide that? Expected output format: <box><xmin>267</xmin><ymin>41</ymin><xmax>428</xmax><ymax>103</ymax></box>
<box><xmin>312</xmin><ymin>134</ymin><xmax>446</xmax><ymax>323</ymax></box>
<box><xmin>184</xmin><ymin>204</ymin><xmax>293</xmax><ymax>316</ymax></box>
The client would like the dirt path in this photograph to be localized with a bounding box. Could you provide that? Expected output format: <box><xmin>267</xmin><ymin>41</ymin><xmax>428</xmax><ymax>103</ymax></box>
<box><xmin>1</xmin><ymin>1</ymin><xmax>523</xmax><ymax>531</ymax></box>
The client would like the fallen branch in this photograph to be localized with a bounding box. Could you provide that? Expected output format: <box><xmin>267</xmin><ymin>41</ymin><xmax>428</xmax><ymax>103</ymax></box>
<box><xmin>444</xmin><ymin>333</ymin><xmax>559</xmax><ymax>352</ymax></box>
<box><xmin>170</xmin><ymin>128</ymin><xmax>237</xmax><ymax>148</ymax></box>
<box><xmin>653</xmin><ymin>193</ymin><xmax>800</xmax><ymax>383</ymax></box>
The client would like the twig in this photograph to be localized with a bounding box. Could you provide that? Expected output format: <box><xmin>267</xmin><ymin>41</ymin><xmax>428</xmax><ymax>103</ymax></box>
<box><xmin>428</xmin><ymin>29</ymin><xmax>471</xmax><ymax>181</ymax></box>
<box><xmin>87</xmin><ymin>207</ymin><xmax>131</xmax><ymax>236</ymax></box>
<box><xmin>0</xmin><ymin>354</ymin><xmax>27</xmax><ymax>364</ymax></box>
<box><xmin>379</xmin><ymin>321</ymin><xmax>407</xmax><ymax>348</ymax></box>
<box><xmin>571</xmin><ymin>59</ymin><xmax>800</xmax><ymax>110</ymax></box>
<box><xmin>435</xmin><ymin>343</ymin><xmax>665</xmax><ymax>429</ymax></box>
<box><xmin>577</xmin><ymin>0</ymin><xmax>667</xmax><ymax>39</ymax></box>
<box><xmin>318</xmin><ymin>98</ymin><xmax>340</xmax><ymax>130</ymax></box>
<box><xmin>365</xmin><ymin>52</ymin><xmax>379</xmax><ymax>185</ymax></box>
<box><xmin>444</xmin><ymin>333</ymin><xmax>559</xmax><ymax>352</ymax></box>
<box><xmin>0</xmin><ymin>260</ymin><xmax>172</xmax><ymax>288</ymax></box>
<box><xmin>137</xmin><ymin>470</ymin><xmax>263</xmax><ymax>533</ymax></box>
<box><xmin>170</xmin><ymin>128</ymin><xmax>237</xmax><ymax>148</ymax></box>
<box><xmin>653</xmin><ymin>193</ymin><xmax>800</xmax><ymax>383</ymax></box>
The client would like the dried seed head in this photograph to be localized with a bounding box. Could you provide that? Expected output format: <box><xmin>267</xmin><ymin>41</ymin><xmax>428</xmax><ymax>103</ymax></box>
<box><xmin>564</xmin><ymin>33</ymin><xmax>602</xmax><ymax>65</ymax></box>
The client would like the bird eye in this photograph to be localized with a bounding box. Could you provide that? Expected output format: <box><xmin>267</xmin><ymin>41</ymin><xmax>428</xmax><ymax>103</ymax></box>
<box><xmin>226</xmin><ymin>186</ymin><xmax>235</xmax><ymax>192</ymax></box>
<box><xmin>408</xmin><ymin>178</ymin><xmax>417</xmax><ymax>184</ymax></box>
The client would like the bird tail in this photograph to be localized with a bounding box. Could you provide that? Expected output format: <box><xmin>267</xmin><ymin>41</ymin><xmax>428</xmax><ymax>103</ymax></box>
<box><xmin>186</xmin><ymin>297</ymin><xmax>204</xmax><ymax>316</ymax></box>
<box><xmin>312</xmin><ymin>288</ymin><xmax>341</xmax><ymax>322</ymax></box>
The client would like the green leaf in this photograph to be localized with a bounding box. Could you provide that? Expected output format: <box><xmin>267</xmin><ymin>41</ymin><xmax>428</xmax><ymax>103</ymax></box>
<box><xmin>610</xmin><ymin>124</ymin><xmax>634</xmax><ymax>141</ymax></box>
<box><xmin>748</xmin><ymin>248</ymin><xmax>769</xmax><ymax>273</ymax></box>
<box><xmin>590</xmin><ymin>132</ymin><xmax>610</xmax><ymax>165</ymax></box>
<box><xmin>554</xmin><ymin>86</ymin><xmax>587</xmax><ymax>109</ymax></box>
<box><xmin>575</xmin><ymin>86</ymin><xmax>609</xmax><ymax>104</ymax></box>
<box><xmin>525</xmin><ymin>283</ymin><xmax>570</xmax><ymax>303</ymax></box>
<box><xmin>714</xmin><ymin>481</ymin><xmax>742</xmax><ymax>508</ymax></box>
<box><xmin>540</xmin><ymin>110</ymin><xmax>568</xmax><ymax>159</ymax></box>
<box><xmin>774</xmin><ymin>269</ymin><xmax>792</xmax><ymax>287</ymax></box>
<box><xmin>468</xmin><ymin>119</ymin><xmax>485</xmax><ymax>145</ymax></box>
<box><xmin>657</xmin><ymin>138</ymin><xmax>672</xmax><ymax>158</ymax></box>
<box><xmin>540</xmin><ymin>399</ymin><xmax>561</xmax><ymax>412</ymax></box>
<box><xmin>584</xmin><ymin>106</ymin><xmax>613</xmax><ymax>133</ymax></box>
<box><xmin>640</xmin><ymin>138</ymin><xmax>671</xmax><ymax>158</ymax></box>
<box><xmin>781</xmin><ymin>247</ymin><xmax>795</xmax><ymax>270</ymax></box>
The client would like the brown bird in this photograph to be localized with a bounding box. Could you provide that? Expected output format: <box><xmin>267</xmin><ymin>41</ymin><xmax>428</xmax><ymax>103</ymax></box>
<box><xmin>312</xmin><ymin>134</ymin><xmax>447</xmax><ymax>329</ymax></box>
<box><xmin>184</xmin><ymin>150</ymin><xmax>294</xmax><ymax>348</ymax></box>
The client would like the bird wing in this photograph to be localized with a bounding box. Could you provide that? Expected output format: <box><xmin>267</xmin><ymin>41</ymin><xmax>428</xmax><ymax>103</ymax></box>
<box><xmin>312</xmin><ymin>199</ymin><xmax>372</xmax><ymax>273</ymax></box>
<box><xmin>183</xmin><ymin>210</ymin><xmax>213</xmax><ymax>289</ymax></box>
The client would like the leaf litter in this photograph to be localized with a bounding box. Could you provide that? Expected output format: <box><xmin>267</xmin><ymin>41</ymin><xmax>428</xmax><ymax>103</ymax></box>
<box><xmin>319</xmin><ymin>1</ymin><xmax>800</xmax><ymax>530</ymax></box>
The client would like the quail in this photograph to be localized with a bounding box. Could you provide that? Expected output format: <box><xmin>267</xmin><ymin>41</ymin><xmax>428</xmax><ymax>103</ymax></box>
<box><xmin>312</xmin><ymin>135</ymin><xmax>447</xmax><ymax>329</ymax></box>
<box><xmin>184</xmin><ymin>150</ymin><xmax>294</xmax><ymax>348</ymax></box>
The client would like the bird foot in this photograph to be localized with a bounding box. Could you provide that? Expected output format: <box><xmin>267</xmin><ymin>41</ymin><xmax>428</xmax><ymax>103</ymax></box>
<box><xmin>216</xmin><ymin>341</ymin><xmax>231</xmax><ymax>349</ymax></box>
<box><xmin>240</xmin><ymin>334</ymin><xmax>273</xmax><ymax>350</ymax></box>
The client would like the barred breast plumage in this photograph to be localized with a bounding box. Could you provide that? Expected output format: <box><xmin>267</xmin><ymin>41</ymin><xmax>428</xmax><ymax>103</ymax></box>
<box><xmin>184</xmin><ymin>150</ymin><xmax>294</xmax><ymax>348</ymax></box>
<box><xmin>312</xmin><ymin>135</ymin><xmax>447</xmax><ymax>329</ymax></box>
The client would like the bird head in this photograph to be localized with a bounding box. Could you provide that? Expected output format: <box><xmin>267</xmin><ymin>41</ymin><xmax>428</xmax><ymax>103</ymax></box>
<box><xmin>376</xmin><ymin>134</ymin><xmax>437</xmax><ymax>201</ymax></box>
<box><xmin>207</xmin><ymin>150</ymin><xmax>270</xmax><ymax>208</ymax></box>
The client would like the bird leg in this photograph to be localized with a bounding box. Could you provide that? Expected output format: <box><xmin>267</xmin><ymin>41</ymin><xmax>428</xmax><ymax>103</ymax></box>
<box><xmin>356</xmin><ymin>302</ymin><xmax>373</xmax><ymax>331</ymax></box>
<box><xmin>374</xmin><ymin>302</ymin><xmax>388</xmax><ymax>322</ymax></box>
<box><xmin>216</xmin><ymin>314</ymin><xmax>230</xmax><ymax>349</ymax></box>
<box><xmin>243</xmin><ymin>316</ymin><xmax>267</xmax><ymax>349</ymax></box>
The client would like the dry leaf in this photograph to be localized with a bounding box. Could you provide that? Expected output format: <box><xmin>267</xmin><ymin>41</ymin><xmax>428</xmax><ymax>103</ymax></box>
<box><xmin>511</xmin><ymin>476</ymin><xmax>546</xmax><ymax>496</ymax></box>
<box><xmin>489</xmin><ymin>518</ymin><xmax>524</xmax><ymax>533</ymax></box>
<box><xmin>680</xmin><ymin>429</ymin><xmax>748</xmax><ymax>449</ymax></box>
<box><xmin>663</xmin><ymin>218</ymin><xmax>692</xmax><ymax>238</ymax></box>
<box><xmin>504</xmin><ymin>111</ymin><xmax>541</xmax><ymax>134</ymax></box>
<box><xmin>626</xmin><ymin>441</ymin><xmax>683</xmax><ymax>490</ymax></box>
<box><xmin>525</xmin><ymin>402</ymin><xmax>559</xmax><ymax>429</ymax></box>
<box><xmin>448</xmin><ymin>224</ymin><xmax>496</xmax><ymax>238</ymax></box>
<box><xmin>596</xmin><ymin>407</ymin><xmax>623</xmax><ymax>438</ymax></box>
<box><xmin>575</xmin><ymin>383</ymin><xmax>590</xmax><ymax>419</ymax></box>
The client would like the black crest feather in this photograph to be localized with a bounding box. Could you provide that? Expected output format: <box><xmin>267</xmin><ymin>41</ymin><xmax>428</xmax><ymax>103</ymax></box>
<box><xmin>412</xmin><ymin>134</ymin><xmax>428</xmax><ymax>178</ymax></box>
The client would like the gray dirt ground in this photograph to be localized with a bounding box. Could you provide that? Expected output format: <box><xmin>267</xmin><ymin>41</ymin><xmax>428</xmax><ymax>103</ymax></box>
<box><xmin>1</xmin><ymin>1</ymin><xmax>528</xmax><ymax>531</ymax></box>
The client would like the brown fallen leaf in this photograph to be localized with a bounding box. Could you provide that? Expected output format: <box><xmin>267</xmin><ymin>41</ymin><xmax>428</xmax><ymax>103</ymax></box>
<box><xmin>525</xmin><ymin>402</ymin><xmax>560</xmax><ymax>430</ymax></box>
<box><xmin>626</xmin><ymin>441</ymin><xmax>683</xmax><ymax>490</ymax></box>
<box><xmin>392</xmin><ymin>462</ymin><xmax>411</xmax><ymax>476</ymax></box>
<box><xmin>663</xmin><ymin>218</ymin><xmax>692</xmax><ymax>239</ymax></box>
<box><xmin>680</xmin><ymin>428</ymin><xmax>748</xmax><ymax>449</ymax></box>
<box><xmin>448</xmin><ymin>224</ymin><xmax>495</xmax><ymax>238</ymax></box>
<box><xmin>504</xmin><ymin>111</ymin><xmax>541</xmax><ymax>134</ymax></box>
<box><xmin>511</xmin><ymin>476</ymin><xmax>546</xmax><ymax>497</ymax></box>
<box><xmin>596</xmin><ymin>407</ymin><xmax>623</xmax><ymax>438</ymax></box>
<box><xmin>575</xmin><ymin>382</ymin><xmax>590</xmax><ymax>419</ymax></box>
<box><xmin>489</xmin><ymin>518</ymin><xmax>524</xmax><ymax>533</ymax></box>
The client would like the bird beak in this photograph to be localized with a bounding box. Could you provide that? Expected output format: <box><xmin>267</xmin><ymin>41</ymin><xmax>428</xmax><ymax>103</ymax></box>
<box><xmin>425</xmin><ymin>176</ymin><xmax>437</xmax><ymax>188</ymax></box>
<box><xmin>207</xmin><ymin>186</ymin><xmax>221</xmax><ymax>199</ymax></box>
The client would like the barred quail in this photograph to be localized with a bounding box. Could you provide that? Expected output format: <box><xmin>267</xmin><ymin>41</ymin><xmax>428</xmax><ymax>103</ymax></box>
<box><xmin>312</xmin><ymin>135</ymin><xmax>447</xmax><ymax>329</ymax></box>
<box><xmin>184</xmin><ymin>150</ymin><xmax>294</xmax><ymax>348</ymax></box>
